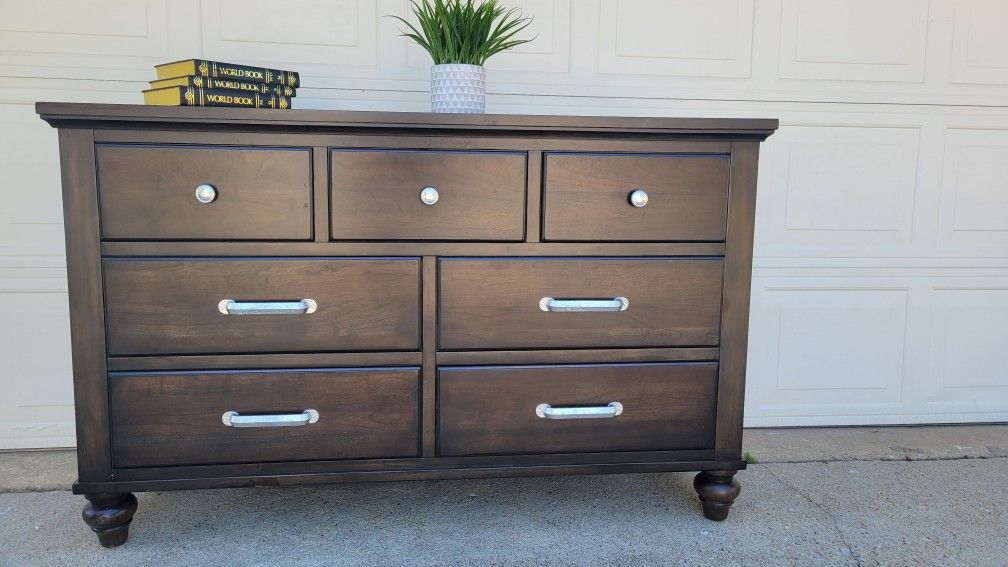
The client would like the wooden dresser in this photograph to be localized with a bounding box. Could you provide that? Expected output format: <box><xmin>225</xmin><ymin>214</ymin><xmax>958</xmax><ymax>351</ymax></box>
<box><xmin>38</xmin><ymin>102</ymin><xmax>776</xmax><ymax>547</ymax></box>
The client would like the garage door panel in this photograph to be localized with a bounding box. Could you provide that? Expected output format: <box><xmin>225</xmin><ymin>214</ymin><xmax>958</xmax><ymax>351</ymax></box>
<box><xmin>927</xmin><ymin>287</ymin><xmax>1008</xmax><ymax>406</ymax></box>
<box><xmin>746</xmin><ymin>274</ymin><xmax>1008</xmax><ymax>426</ymax></box>
<box><xmin>778</xmin><ymin>0</ymin><xmax>929</xmax><ymax>82</ymax></box>
<box><xmin>746</xmin><ymin>283</ymin><xmax>910</xmax><ymax>420</ymax></box>
<box><xmin>756</xmin><ymin>124</ymin><xmax>920</xmax><ymax>256</ymax></box>
<box><xmin>938</xmin><ymin>129</ymin><xmax>1008</xmax><ymax>253</ymax></box>
<box><xmin>951</xmin><ymin>0</ymin><xmax>1008</xmax><ymax>86</ymax></box>
<box><xmin>0</xmin><ymin>285</ymin><xmax>75</xmax><ymax>450</ymax></box>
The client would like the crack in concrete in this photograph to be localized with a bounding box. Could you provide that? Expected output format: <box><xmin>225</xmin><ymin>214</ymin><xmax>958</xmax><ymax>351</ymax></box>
<box><xmin>763</xmin><ymin>463</ymin><xmax>864</xmax><ymax>567</ymax></box>
<box><xmin>750</xmin><ymin>454</ymin><xmax>1006</xmax><ymax>465</ymax></box>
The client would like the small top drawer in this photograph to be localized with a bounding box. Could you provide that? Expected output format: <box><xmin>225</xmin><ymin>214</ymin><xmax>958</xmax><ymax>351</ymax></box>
<box><xmin>96</xmin><ymin>144</ymin><xmax>312</xmax><ymax>240</ymax></box>
<box><xmin>330</xmin><ymin>149</ymin><xmax>526</xmax><ymax>240</ymax></box>
<box><xmin>543</xmin><ymin>153</ymin><xmax>729</xmax><ymax>241</ymax></box>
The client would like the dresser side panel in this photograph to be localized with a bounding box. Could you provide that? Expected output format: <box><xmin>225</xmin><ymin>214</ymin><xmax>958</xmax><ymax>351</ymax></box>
<box><xmin>715</xmin><ymin>141</ymin><xmax>760</xmax><ymax>460</ymax></box>
<box><xmin>57</xmin><ymin>128</ymin><xmax>111</xmax><ymax>481</ymax></box>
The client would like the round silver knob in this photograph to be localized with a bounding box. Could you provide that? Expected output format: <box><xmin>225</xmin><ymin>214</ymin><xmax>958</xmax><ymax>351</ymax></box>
<box><xmin>629</xmin><ymin>189</ymin><xmax>649</xmax><ymax>208</ymax></box>
<box><xmin>194</xmin><ymin>184</ymin><xmax>217</xmax><ymax>204</ymax></box>
<box><xmin>419</xmin><ymin>186</ymin><xmax>439</xmax><ymax>206</ymax></box>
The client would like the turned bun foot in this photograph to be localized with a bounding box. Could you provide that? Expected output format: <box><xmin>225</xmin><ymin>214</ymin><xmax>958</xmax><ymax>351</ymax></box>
<box><xmin>82</xmin><ymin>492</ymin><xmax>138</xmax><ymax>547</ymax></box>
<box><xmin>693</xmin><ymin>470</ymin><xmax>741</xmax><ymax>521</ymax></box>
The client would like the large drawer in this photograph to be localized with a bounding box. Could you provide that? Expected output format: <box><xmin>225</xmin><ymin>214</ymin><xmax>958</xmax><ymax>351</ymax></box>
<box><xmin>96</xmin><ymin>144</ymin><xmax>312</xmax><ymax>240</ymax></box>
<box><xmin>438</xmin><ymin>258</ymin><xmax>723</xmax><ymax>349</ymax></box>
<box><xmin>438</xmin><ymin>363</ymin><xmax>717</xmax><ymax>456</ymax></box>
<box><xmin>330</xmin><ymin>149</ymin><xmax>526</xmax><ymax>240</ymax></box>
<box><xmin>543</xmin><ymin>153</ymin><xmax>729</xmax><ymax>241</ymax></box>
<box><xmin>110</xmin><ymin>367</ymin><xmax>420</xmax><ymax>467</ymax></box>
<box><xmin>103</xmin><ymin>258</ymin><xmax>420</xmax><ymax>355</ymax></box>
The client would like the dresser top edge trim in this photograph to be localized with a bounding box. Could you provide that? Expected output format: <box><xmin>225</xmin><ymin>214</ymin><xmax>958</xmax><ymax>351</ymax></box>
<box><xmin>37</xmin><ymin>102</ymin><xmax>778</xmax><ymax>140</ymax></box>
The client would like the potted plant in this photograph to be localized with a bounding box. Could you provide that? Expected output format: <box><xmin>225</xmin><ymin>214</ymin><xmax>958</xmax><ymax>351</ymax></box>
<box><xmin>393</xmin><ymin>0</ymin><xmax>533</xmax><ymax>113</ymax></box>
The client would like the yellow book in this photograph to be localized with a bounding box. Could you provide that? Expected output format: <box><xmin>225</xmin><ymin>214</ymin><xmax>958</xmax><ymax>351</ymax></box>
<box><xmin>142</xmin><ymin>86</ymin><xmax>291</xmax><ymax>109</ymax></box>
<box><xmin>155</xmin><ymin>59</ymin><xmax>299</xmax><ymax>88</ymax></box>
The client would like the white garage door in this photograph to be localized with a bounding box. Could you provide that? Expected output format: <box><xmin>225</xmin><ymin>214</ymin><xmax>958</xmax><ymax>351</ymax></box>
<box><xmin>1</xmin><ymin>0</ymin><xmax>1006</xmax><ymax>448</ymax></box>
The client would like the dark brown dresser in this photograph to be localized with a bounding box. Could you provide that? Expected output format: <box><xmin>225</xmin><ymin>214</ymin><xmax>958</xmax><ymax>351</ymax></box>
<box><xmin>38</xmin><ymin>102</ymin><xmax>777</xmax><ymax>547</ymax></box>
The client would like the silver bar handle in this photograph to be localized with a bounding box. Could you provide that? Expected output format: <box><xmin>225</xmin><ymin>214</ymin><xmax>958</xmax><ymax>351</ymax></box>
<box><xmin>222</xmin><ymin>409</ymin><xmax>319</xmax><ymax>428</ymax></box>
<box><xmin>535</xmin><ymin>402</ymin><xmax>624</xmax><ymax>420</ymax></box>
<box><xmin>539</xmin><ymin>297</ymin><xmax>629</xmax><ymax>312</ymax></box>
<box><xmin>218</xmin><ymin>298</ymin><xmax>317</xmax><ymax>315</ymax></box>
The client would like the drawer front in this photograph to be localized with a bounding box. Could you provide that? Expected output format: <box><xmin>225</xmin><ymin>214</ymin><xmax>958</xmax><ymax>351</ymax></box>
<box><xmin>439</xmin><ymin>363</ymin><xmax>717</xmax><ymax>456</ymax></box>
<box><xmin>104</xmin><ymin>258</ymin><xmax>420</xmax><ymax>355</ymax></box>
<box><xmin>110</xmin><ymin>368</ymin><xmax>419</xmax><ymax>467</ymax></box>
<box><xmin>543</xmin><ymin>153</ymin><xmax>729</xmax><ymax>241</ymax></box>
<box><xmin>97</xmin><ymin>144</ymin><xmax>312</xmax><ymax>240</ymax></box>
<box><xmin>330</xmin><ymin>150</ymin><xmax>526</xmax><ymax>240</ymax></box>
<box><xmin>439</xmin><ymin>258</ymin><xmax>723</xmax><ymax>349</ymax></box>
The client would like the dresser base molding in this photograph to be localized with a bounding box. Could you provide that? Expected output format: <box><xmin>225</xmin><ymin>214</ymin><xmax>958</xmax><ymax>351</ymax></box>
<box><xmin>74</xmin><ymin>460</ymin><xmax>745</xmax><ymax>494</ymax></box>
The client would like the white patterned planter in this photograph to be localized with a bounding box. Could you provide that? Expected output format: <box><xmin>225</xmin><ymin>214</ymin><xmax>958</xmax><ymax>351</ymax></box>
<box><xmin>431</xmin><ymin>64</ymin><xmax>486</xmax><ymax>114</ymax></box>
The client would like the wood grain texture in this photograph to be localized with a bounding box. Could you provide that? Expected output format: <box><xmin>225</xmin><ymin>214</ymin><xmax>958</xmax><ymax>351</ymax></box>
<box><xmin>714</xmin><ymin>142</ymin><xmax>761</xmax><ymax>460</ymax></box>
<box><xmin>96</xmin><ymin>144</ymin><xmax>312</xmax><ymax>240</ymax></box>
<box><xmin>330</xmin><ymin>150</ymin><xmax>526</xmax><ymax>240</ymax></box>
<box><xmin>439</xmin><ymin>258</ymin><xmax>724</xmax><ymax>349</ymax></box>
<box><xmin>421</xmin><ymin>256</ymin><xmax>437</xmax><ymax>456</ymax></box>
<box><xmin>110</xmin><ymin>368</ymin><xmax>420</xmax><ymax>467</ymax></box>
<box><xmin>543</xmin><ymin>153</ymin><xmax>729</xmax><ymax>242</ymax></box>
<box><xmin>438</xmin><ymin>363</ymin><xmax>718</xmax><ymax>456</ymax></box>
<box><xmin>312</xmin><ymin>146</ymin><xmax>329</xmax><ymax>241</ymax></box>
<box><xmin>57</xmin><ymin>128</ymin><xmax>111</xmax><ymax>482</ymax></box>
<box><xmin>103</xmin><ymin>258</ymin><xmax>420</xmax><ymax>355</ymax></box>
<box><xmin>525</xmin><ymin>150</ymin><xmax>543</xmax><ymax>242</ymax></box>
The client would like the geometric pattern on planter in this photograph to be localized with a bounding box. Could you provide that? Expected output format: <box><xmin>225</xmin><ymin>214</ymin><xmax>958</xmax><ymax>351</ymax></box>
<box><xmin>431</xmin><ymin>63</ymin><xmax>486</xmax><ymax>114</ymax></box>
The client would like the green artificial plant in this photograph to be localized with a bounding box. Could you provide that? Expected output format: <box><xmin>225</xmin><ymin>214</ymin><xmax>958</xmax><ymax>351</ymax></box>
<box><xmin>392</xmin><ymin>0</ymin><xmax>534</xmax><ymax>66</ymax></box>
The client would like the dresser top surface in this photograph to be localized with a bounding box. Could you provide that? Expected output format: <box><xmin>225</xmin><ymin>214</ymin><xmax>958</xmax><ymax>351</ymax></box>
<box><xmin>37</xmin><ymin>102</ymin><xmax>777</xmax><ymax>139</ymax></box>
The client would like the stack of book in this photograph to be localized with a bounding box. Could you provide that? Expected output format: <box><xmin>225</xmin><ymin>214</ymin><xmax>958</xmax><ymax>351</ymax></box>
<box><xmin>143</xmin><ymin>59</ymin><xmax>299</xmax><ymax>109</ymax></box>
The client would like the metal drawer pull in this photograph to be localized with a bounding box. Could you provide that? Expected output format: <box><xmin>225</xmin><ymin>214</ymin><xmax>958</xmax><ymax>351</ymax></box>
<box><xmin>222</xmin><ymin>409</ymin><xmax>319</xmax><ymax>428</ymax></box>
<box><xmin>539</xmin><ymin>297</ymin><xmax>629</xmax><ymax>312</ymax></box>
<box><xmin>420</xmin><ymin>186</ymin><xmax>439</xmax><ymax>205</ymax></box>
<box><xmin>217</xmin><ymin>298</ymin><xmax>317</xmax><ymax>315</ymax></box>
<box><xmin>628</xmin><ymin>189</ymin><xmax>649</xmax><ymax>208</ymax></box>
<box><xmin>194</xmin><ymin>183</ymin><xmax>218</xmax><ymax>204</ymax></box>
<box><xmin>536</xmin><ymin>402</ymin><xmax>623</xmax><ymax>420</ymax></box>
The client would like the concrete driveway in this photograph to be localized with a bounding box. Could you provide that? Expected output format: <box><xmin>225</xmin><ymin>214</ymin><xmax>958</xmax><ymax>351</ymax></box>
<box><xmin>1</xmin><ymin>426</ymin><xmax>1006</xmax><ymax>566</ymax></box>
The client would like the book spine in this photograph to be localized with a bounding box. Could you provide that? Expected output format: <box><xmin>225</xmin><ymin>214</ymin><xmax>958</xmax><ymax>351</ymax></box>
<box><xmin>187</xmin><ymin>76</ymin><xmax>295</xmax><ymax>96</ymax></box>
<box><xmin>195</xmin><ymin>59</ymin><xmax>300</xmax><ymax>88</ymax></box>
<box><xmin>181</xmin><ymin>87</ymin><xmax>291</xmax><ymax>109</ymax></box>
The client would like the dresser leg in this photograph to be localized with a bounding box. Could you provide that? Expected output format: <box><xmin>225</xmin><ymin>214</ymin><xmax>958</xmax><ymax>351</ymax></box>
<box><xmin>82</xmin><ymin>492</ymin><xmax>138</xmax><ymax>547</ymax></box>
<box><xmin>693</xmin><ymin>470</ymin><xmax>741</xmax><ymax>521</ymax></box>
